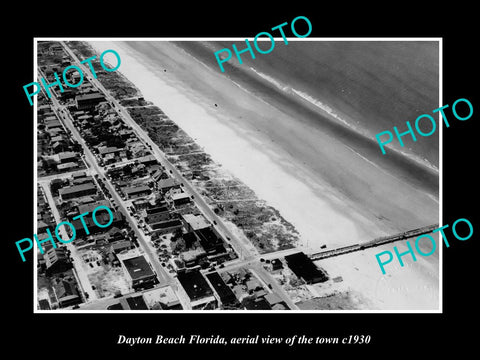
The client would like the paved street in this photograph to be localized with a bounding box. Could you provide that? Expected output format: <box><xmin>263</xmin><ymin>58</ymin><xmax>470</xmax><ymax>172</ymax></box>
<box><xmin>35</xmin><ymin>42</ymin><xmax>307</xmax><ymax>310</ymax></box>
<box><xmin>39</xmin><ymin>70</ymin><xmax>175</xmax><ymax>289</ymax></box>
<box><xmin>39</xmin><ymin>182</ymin><xmax>97</xmax><ymax>302</ymax></box>
<box><xmin>61</xmin><ymin>41</ymin><xmax>259</xmax><ymax>264</ymax></box>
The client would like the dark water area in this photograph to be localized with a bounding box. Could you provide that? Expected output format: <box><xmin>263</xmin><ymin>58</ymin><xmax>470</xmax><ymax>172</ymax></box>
<box><xmin>175</xmin><ymin>40</ymin><xmax>439</xmax><ymax>196</ymax></box>
<box><xmin>177</xmin><ymin>40</ymin><xmax>439</xmax><ymax>164</ymax></box>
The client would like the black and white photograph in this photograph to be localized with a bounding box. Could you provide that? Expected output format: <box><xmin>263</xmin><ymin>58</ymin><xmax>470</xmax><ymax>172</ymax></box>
<box><xmin>33</xmin><ymin>38</ymin><xmax>440</xmax><ymax>312</ymax></box>
<box><xmin>5</xmin><ymin>5</ymin><xmax>478</xmax><ymax>356</ymax></box>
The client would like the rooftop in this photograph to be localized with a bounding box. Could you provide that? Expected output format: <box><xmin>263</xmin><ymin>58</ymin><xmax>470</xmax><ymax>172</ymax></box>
<box><xmin>177</xmin><ymin>270</ymin><xmax>213</xmax><ymax>301</ymax></box>
<box><xmin>206</xmin><ymin>272</ymin><xmax>238</xmax><ymax>305</ymax></box>
<box><xmin>124</xmin><ymin>185</ymin><xmax>151</xmax><ymax>195</ymax></box>
<box><xmin>182</xmin><ymin>214</ymin><xmax>210</xmax><ymax>231</ymax></box>
<box><xmin>59</xmin><ymin>182</ymin><xmax>96</xmax><ymax>196</ymax></box>
<box><xmin>76</xmin><ymin>92</ymin><xmax>105</xmax><ymax>101</ymax></box>
<box><xmin>285</xmin><ymin>252</ymin><xmax>328</xmax><ymax>284</ymax></box>
<box><xmin>126</xmin><ymin>295</ymin><xmax>149</xmax><ymax>310</ymax></box>
<box><xmin>122</xmin><ymin>255</ymin><xmax>155</xmax><ymax>281</ymax></box>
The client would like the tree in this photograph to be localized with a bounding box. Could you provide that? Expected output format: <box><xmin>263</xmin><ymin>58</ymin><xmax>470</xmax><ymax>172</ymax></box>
<box><xmin>171</xmin><ymin>237</ymin><xmax>186</xmax><ymax>253</ymax></box>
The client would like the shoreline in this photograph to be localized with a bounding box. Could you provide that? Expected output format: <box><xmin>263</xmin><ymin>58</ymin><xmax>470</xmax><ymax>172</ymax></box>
<box><xmin>90</xmin><ymin>40</ymin><xmax>380</xmax><ymax>250</ymax></box>
<box><xmin>87</xmin><ymin>40</ymin><xmax>439</xmax><ymax>309</ymax></box>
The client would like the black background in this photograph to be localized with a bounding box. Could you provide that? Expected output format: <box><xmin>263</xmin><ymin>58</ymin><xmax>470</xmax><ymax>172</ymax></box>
<box><xmin>4</xmin><ymin>4</ymin><xmax>478</xmax><ymax>356</ymax></box>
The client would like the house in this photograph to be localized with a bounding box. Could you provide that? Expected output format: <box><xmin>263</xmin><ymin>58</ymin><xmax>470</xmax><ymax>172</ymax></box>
<box><xmin>45</xmin><ymin>119</ymin><xmax>62</xmax><ymax>131</ymax></box>
<box><xmin>145</xmin><ymin>205</ymin><xmax>171</xmax><ymax>224</ymax></box>
<box><xmin>149</xmin><ymin>218</ymin><xmax>183</xmax><ymax>235</ymax></box>
<box><xmin>59</xmin><ymin>183</ymin><xmax>97</xmax><ymax>200</ymax></box>
<box><xmin>50</xmin><ymin>178</ymin><xmax>64</xmax><ymax>194</ymax></box>
<box><xmin>121</xmin><ymin>255</ymin><xmax>158</xmax><ymax>291</ymax></box>
<box><xmin>53</xmin><ymin>277</ymin><xmax>82</xmax><ymax>308</ymax></box>
<box><xmin>72</xmin><ymin>170</ymin><xmax>87</xmax><ymax>180</ymax></box>
<box><xmin>150</xmin><ymin>169</ymin><xmax>163</xmax><ymax>182</ymax></box>
<box><xmin>52</xmin><ymin>141</ymin><xmax>68</xmax><ymax>153</ymax></box>
<box><xmin>44</xmin><ymin>247</ymin><xmax>72</xmax><ymax>276</ymax></box>
<box><xmin>132</xmin><ymin>198</ymin><xmax>149</xmax><ymax>211</ymax></box>
<box><xmin>58</xmin><ymin>151</ymin><xmax>78</xmax><ymax>164</ymax></box>
<box><xmin>38</xmin><ymin>299</ymin><xmax>51</xmax><ymax>310</ymax></box>
<box><xmin>138</xmin><ymin>154</ymin><xmax>157</xmax><ymax>166</ymax></box>
<box><xmin>111</xmin><ymin>240</ymin><xmax>133</xmax><ymax>254</ymax></box>
<box><xmin>72</xmin><ymin>207</ymin><xmax>124</xmax><ymax>236</ymax></box>
<box><xmin>124</xmin><ymin>185</ymin><xmax>151</xmax><ymax>199</ymax></box>
<box><xmin>157</xmin><ymin>178</ymin><xmax>180</xmax><ymax>193</ymax></box>
<box><xmin>37</xmin><ymin>220</ymin><xmax>49</xmax><ymax>233</ymax></box>
<box><xmin>57</xmin><ymin>162</ymin><xmax>78</xmax><ymax>171</ymax></box>
<box><xmin>177</xmin><ymin>270</ymin><xmax>216</xmax><ymax>310</ymax></box>
<box><xmin>167</xmin><ymin>191</ymin><xmax>191</xmax><ymax>207</ymax></box>
<box><xmin>77</xmin><ymin>200</ymin><xmax>110</xmax><ymax>215</ymax></box>
<box><xmin>98</xmin><ymin>146</ymin><xmax>126</xmax><ymax>158</ymax></box>
<box><xmin>75</xmin><ymin>92</ymin><xmax>105</xmax><ymax>110</ymax></box>
<box><xmin>107</xmin><ymin>226</ymin><xmax>124</xmax><ymax>242</ymax></box>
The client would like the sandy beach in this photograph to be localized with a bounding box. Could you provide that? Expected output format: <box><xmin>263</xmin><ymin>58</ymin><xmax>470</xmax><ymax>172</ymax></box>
<box><xmin>88</xmin><ymin>40</ymin><xmax>440</xmax><ymax>310</ymax></box>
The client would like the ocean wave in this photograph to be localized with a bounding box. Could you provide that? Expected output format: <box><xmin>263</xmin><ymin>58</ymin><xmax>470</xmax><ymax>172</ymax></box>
<box><xmin>249</xmin><ymin>67</ymin><xmax>363</xmax><ymax>135</ymax></box>
<box><xmin>248</xmin><ymin>66</ymin><xmax>439</xmax><ymax>176</ymax></box>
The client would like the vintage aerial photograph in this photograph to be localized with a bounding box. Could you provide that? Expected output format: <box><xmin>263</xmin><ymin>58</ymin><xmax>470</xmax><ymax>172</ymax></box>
<box><xmin>34</xmin><ymin>39</ymin><xmax>440</xmax><ymax>311</ymax></box>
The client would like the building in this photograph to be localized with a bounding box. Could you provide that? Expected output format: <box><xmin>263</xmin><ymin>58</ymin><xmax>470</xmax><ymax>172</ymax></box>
<box><xmin>157</xmin><ymin>178</ymin><xmax>179</xmax><ymax>192</ymax></box>
<box><xmin>242</xmin><ymin>297</ymin><xmax>272</xmax><ymax>310</ymax></box>
<box><xmin>53</xmin><ymin>278</ymin><xmax>82</xmax><ymax>308</ymax></box>
<box><xmin>71</xmin><ymin>208</ymin><xmax>124</xmax><ymax>236</ymax></box>
<box><xmin>270</xmin><ymin>258</ymin><xmax>284</xmax><ymax>272</ymax></box>
<box><xmin>138</xmin><ymin>154</ymin><xmax>158</xmax><ymax>166</ymax></box>
<box><xmin>181</xmin><ymin>248</ymin><xmax>207</xmax><ymax>268</ymax></box>
<box><xmin>72</xmin><ymin>170</ymin><xmax>87</xmax><ymax>179</ymax></box>
<box><xmin>38</xmin><ymin>299</ymin><xmax>51</xmax><ymax>310</ymax></box>
<box><xmin>142</xmin><ymin>286</ymin><xmax>182</xmax><ymax>310</ymax></box>
<box><xmin>59</xmin><ymin>183</ymin><xmax>97</xmax><ymax>201</ymax></box>
<box><xmin>58</xmin><ymin>151</ymin><xmax>78</xmax><ymax>164</ymax></box>
<box><xmin>124</xmin><ymin>185</ymin><xmax>151</xmax><ymax>199</ymax></box>
<box><xmin>182</xmin><ymin>214</ymin><xmax>210</xmax><ymax>232</ymax></box>
<box><xmin>145</xmin><ymin>205</ymin><xmax>170</xmax><ymax>224</ymax></box>
<box><xmin>121</xmin><ymin>255</ymin><xmax>158</xmax><ymax>291</ymax></box>
<box><xmin>177</xmin><ymin>270</ymin><xmax>216</xmax><ymax>310</ymax></box>
<box><xmin>149</xmin><ymin>218</ymin><xmax>183</xmax><ymax>235</ymax></box>
<box><xmin>57</xmin><ymin>162</ymin><xmax>78</xmax><ymax>171</ymax></box>
<box><xmin>110</xmin><ymin>240</ymin><xmax>134</xmax><ymax>254</ymax></box>
<box><xmin>99</xmin><ymin>146</ymin><xmax>126</xmax><ymax>159</ymax></box>
<box><xmin>75</xmin><ymin>93</ymin><xmax>105</xmax><ymax>110</ymax></box>
<box><xmin>125</xmin><ymin>295</ymin><xmax>149</xmax><ymax>310</ymax></box>
<box><xmin>284</xmin><ymin>252</ymin><xmax>328</xmax><ymax>284</ymax></box>
<box><xmin>264</xmin><ymin>293</ymin><xmax>283</xmax><ymax>307</ymax></box>
<box><xmin>194</xmin><ymin>227</ymin><xmax>226</xmax><ymax>255</ymax></box>
<box><xmin>77</xmin><ymin>200</ymin><xmax>110</xmax><ymax>215</ymax></box>
<box><xmin>206</xmin><ymin>272</ymin><xmax>239</xmax><ymax>308</ymax></box>
<box><xmin>44</xmin><ymin>247</ymin><xmax>72</xmax><ymax>276</ymax></box>
<box><xmin>167</xmin><ymin>191</ymin><xmax>191</xmax><ymax>207</ymax></box>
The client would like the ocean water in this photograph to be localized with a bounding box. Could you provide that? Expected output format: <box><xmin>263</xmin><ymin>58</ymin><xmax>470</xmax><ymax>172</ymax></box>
<box><xmin>174</xmin><ymin>40</ymin><xmax>439</xmax><ymax>196</ymax></box>
<box><xmin>106</xmin><ymin>40</ymin><xmax>439</xmax><ymax>242</ymax></box>
<box><xmin>177</xmin><ymin>40</ymin><xmax>439</xmax><ymax>167</ymax></box>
